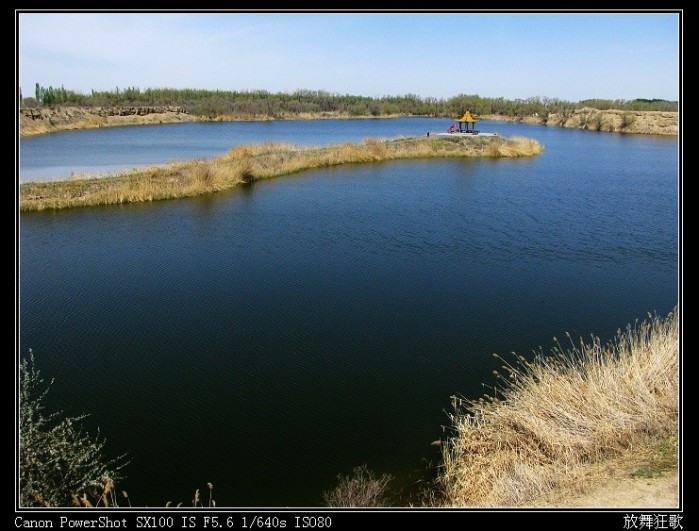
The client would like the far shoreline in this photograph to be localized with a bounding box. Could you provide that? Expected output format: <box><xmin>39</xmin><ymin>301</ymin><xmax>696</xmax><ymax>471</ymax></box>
<box><xmin>18</xmin><ymin>106</ymin><xmax>678</xmax><ymax>138</ymax></box>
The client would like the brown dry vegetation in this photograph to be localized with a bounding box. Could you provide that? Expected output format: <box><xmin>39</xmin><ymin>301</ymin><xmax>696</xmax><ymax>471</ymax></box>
<box><xmin>438</xmin><ymin>308</ymin><xmax>679</xmax><ymax>507</ymax></box>
<box><xmin>20</xmin><ymin>135</ymin><xmax>542</xmax><ymax>211</ymax></box>
<box><xmin>323</xmin><ymin>465</ymin><xmax>394</xmax><ymax>507</ymax></box>
<box><xmin>527</xmin><ymin>437</ymin><xmax>679</xmax><ymax>508</ymax></box>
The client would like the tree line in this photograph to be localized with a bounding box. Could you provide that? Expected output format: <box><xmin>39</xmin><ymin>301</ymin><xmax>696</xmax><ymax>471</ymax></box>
<box><xmin>21</xmin><ymin>84</ymin><xmax>678</xmax><ymax>117</ymax></box>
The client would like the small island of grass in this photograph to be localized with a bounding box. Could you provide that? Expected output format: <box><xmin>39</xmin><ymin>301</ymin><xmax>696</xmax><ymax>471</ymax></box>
<box><xmin>20</xmin><ymin>134</ymin><xmax>543</xmax><ymax>212</ymax></box>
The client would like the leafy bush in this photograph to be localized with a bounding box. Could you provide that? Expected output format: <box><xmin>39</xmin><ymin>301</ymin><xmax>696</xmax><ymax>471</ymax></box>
<box><xmin>19</xmin><ymin>350</ymin><xmax>127</xmax><ymax>507</ymax></box>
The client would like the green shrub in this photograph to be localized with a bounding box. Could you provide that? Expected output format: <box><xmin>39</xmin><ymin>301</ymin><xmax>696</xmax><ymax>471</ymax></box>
<box><xmin>19</xmin><ymin>350</ymin><xmax>127</xmax><ymax>507</ymax></box>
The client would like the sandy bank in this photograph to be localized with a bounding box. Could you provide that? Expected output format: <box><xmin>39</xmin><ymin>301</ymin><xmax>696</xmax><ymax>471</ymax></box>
<box><xmin>483</xmin><ymin>107</ymin><xmax>678</xmax><ymax>135</ymax></box>
<box><xmin>20</xmin><ymin>106</ymin><xmax>678</xmax><ymax>138</ymax></box>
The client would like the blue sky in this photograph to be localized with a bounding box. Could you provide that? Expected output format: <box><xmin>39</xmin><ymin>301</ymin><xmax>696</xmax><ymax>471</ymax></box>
<box><xmin>17</xmin><ymin>12</ymin><xmax>680</xmax><ymax>102</ymax></box>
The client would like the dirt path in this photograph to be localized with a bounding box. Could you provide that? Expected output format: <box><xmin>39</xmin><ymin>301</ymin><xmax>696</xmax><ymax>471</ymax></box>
<box><xmin>527</xmin><ymin>467</ymin><xmax>680</xmax><ymax>509</ymax></box>
<box><xmin>560</xmin><ymin>473</ymin><xmax>679</xmax><ymax>508</ymax></box>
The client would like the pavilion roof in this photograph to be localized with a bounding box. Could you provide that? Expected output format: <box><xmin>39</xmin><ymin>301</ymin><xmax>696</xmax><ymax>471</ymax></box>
<box><xmin>456</xmin><ymin>111</ymin><xmax>479</xmax><ymax>123</ymax></box>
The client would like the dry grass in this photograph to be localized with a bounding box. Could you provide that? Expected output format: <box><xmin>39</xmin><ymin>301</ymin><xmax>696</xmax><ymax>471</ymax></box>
<box><xmin>20</xmin><ymin>135</ymin><xmax>543</xmax><ymax>211</ymax></box>
<box><xmin>323</xmin><ymin>465</ymin><xmax>394</xmax><ymax>507</ymax></box>
<box><xmin>483</xmin><ymin>136</ymin><xmax>542</xmax><ymax>157</ymax></box>
<box><xmin>524</xmin><ymin>434</ymin><xmax>678</xmax><ymax>507</ymax></box>
<box><xmin>71</xmin><ymin>481</ymin><xmax>216</xmax><ymax>508</ymax></box>
<box><xmin>438</xmin><ymin>308</ymin><xmax>679</xmax><ymax>507</ymax></box>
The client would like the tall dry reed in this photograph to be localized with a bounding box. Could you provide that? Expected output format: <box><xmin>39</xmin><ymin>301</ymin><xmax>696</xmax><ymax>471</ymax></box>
<box><xmin>439</xmin><ymin>308</ymin><xmax>679</xmax><ymax>507</ymax></box>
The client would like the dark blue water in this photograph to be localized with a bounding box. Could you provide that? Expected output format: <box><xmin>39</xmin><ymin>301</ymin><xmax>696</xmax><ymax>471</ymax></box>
<box><xmin>18</xmin><ymin>119</ymin><xmax>678</xmax><ymax>507</ymax></box>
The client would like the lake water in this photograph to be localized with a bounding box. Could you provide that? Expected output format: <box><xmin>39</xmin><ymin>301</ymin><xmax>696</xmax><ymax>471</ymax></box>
<box><xmin>18</xmin><ymin>118</ymin><xmax>678</xmax><ymax>507</ymax></box>
<box><xmin>21</xmin><ymin>117</ymin><xmax>467</xmax><ymax>182</ymax></box>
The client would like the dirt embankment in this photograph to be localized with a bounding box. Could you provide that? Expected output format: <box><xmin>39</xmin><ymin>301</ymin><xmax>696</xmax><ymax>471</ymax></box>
<box><xmin>19</xmin><ymin>106</ymin><xmax>198</xmax><ymax>137</ymax></box>
<box><xmin>484</xmin><ymin>107</ymin><xmax>678</xmax><ymax>135</ymax></box>
<box><xmin>20</xmin><ymin>106</ymin><xmax>679</xmax><ymax>137</ymax></box>
<box><xmin>18</xmin><ymin>107</ymin><xmax>405</xmax><ymax>137</ymax></box>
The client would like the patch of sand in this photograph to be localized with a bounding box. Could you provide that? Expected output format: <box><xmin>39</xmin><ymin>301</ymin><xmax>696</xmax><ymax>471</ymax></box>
<box><xmin>554</xmin><ymin>473</ymin><xmax>679</xmax><ymax>508</ymax></box>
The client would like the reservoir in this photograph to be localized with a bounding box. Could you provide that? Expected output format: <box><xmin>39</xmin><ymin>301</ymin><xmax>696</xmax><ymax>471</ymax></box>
<box><xmin>19</xmin><ymin>118</ymin><xmax>678</xmax><ymax>506</ymax></box>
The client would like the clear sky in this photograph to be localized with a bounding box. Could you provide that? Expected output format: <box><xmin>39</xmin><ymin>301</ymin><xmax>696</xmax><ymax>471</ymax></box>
<box><xmin>17</xmin><ymin>11</ymin><xmax>681</xmax><ymax>103</ymax></box>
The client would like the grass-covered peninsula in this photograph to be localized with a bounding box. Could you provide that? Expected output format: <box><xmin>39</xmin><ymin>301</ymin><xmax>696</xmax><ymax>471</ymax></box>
<box><xmin>20</xmin><ymin>135</ymin><xmax>542</xmax><ymax>212</ymax></box>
